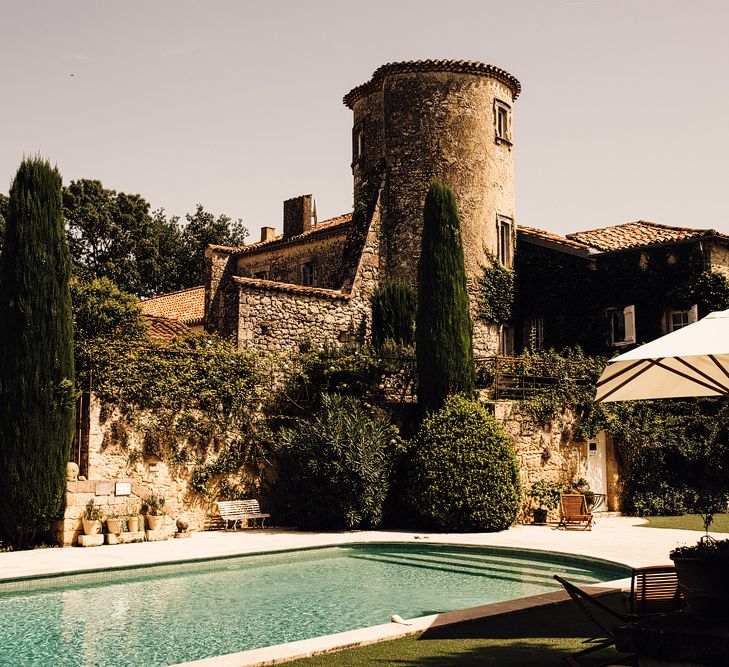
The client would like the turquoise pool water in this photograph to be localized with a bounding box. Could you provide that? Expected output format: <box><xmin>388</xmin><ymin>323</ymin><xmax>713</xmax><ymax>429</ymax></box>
<box><xmin>0</xmin><ymin>543</ymin><xmax>626</xmax><ymax>667</ymax></box>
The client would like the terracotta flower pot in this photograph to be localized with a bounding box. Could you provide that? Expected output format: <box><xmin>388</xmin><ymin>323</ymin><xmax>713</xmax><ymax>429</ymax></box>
<box><xmin>146</xmin><ymin>515</ymin><xmax>163</xmax><ymax>531</ymax></box>
<box><xmin>671</xmin><ymin>555</ymin><xmax>729</xmax><ymax>617</ymax></box>
<box><xmin>82</xmin><ymin>519</ymin><xmax>101</xmax><ymax>536</ymax></box>
<box><xmin>127</xmin><ymin>516</ymin><xmax>140</xmax><ymax>532</ymax></box>
<box><xmin>106</xmin><ymin>518</ymin><xmax>123</xmax><ymax>534</ymax></box>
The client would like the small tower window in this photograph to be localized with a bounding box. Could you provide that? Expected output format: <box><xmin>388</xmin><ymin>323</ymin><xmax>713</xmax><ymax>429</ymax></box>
<box><xmin>494</xmin><ymin>100</ymin><xmax>512</xmax><ymax>145</ymax></box>
<box><xmin>301</xmin><ymin>262</ymin><xmax>315</xmax><ymax>287</ymax></box>
<box><xmin>497</xmin><ymin>215</ymin><xmax>514</xmax><ymax>268</ymax></box>
<box><xmin>352</xmin><ymin>122</ymin><xmax>364</xmax><ymax>165</ymax></box>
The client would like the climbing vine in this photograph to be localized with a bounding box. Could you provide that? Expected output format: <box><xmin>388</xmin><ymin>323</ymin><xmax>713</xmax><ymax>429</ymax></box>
<box><xmin>477</xmin><ymin>252</ymin><xmax>515</xmax><ymax>323</ymax></box>
<box><xmin>79</xmin><ymin>334</ymin><xmax>264</xmax><ymax>497</ymax></box>
<box><xmin>515</xmin><ymin>240</ymin><xmax>729</xmax><ymax>356</ymax></box>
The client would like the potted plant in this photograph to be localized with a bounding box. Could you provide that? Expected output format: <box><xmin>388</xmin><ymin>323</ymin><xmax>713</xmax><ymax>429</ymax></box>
<box><xmin>126</xmin><ymin>513</ymin><xmax>140</xmax><ymax>533</ymax></box>
<box><xmin>105</xmin><ymin>511</ymin><xmax>125</xmax><ymax>535</ymax></box>
<box><xmin>670</xmin><ymin>501</ymin><xmax>729</xmax><ymax>617</ymax></box>
<box><xmin>527</xmin><ymin>480</ymin><xmax>563</xmax><ymax>524</ymax></box>
<box><xmin>82</xmin><ymin>500</ymin><xmax>104</xmax><ymax>536</ymax></box>
<box><xmin>571</xmin><ymin>477</ymin><xmax>595</xmax><ymax>509</ymax></box>
<box><xmin>142</xmin><ymin>496</ymin><xmax>165</xmax><ymax>530</ymax></box>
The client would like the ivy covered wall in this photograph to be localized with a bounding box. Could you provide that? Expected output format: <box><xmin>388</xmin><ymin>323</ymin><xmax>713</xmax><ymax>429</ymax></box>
<box><xmin>515</xmin><ymin>239</ymin><xmax>729</xmax><ymax>356</ymax></box>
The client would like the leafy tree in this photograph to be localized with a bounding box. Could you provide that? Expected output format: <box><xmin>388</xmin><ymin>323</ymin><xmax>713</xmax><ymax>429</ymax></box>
<box><xmin>275</xmin><ymin>393</ymin><xmax>403</xmax><ymax>529</ymax></box>
<box><xmin>416</xmin><ymin>181</ymin><xmax>475</xmax><ymax>414</ymax></box>
<box><xmin>63</xmin><ymin>179</ymin><xmax>164</xmax><ymax>296</ymax></box>
<box><xmin>63</xmin><ymin>180</ymin><xmax>248</xmax><ymax>296</ymax></box>
<box><xmin>71</xmin><ymin>276</ymin><xmax>146</xmax><ymax>345</ymax></box>
<box><xmin>0</xmin><ymin>158</ymin><xmax>75</xmax><ymax>547</ymax></box>
<box><xmin>177</xmin><ymin>204</ymin><xmax>248</xmax><ymax>287</ymax></box>
<box><xmin>371</xmin><ymin>280</ymin><xmax>417</xmax><ymax>348</ymax></box>
<box><xmin>408</xmin><ymin>395</ymin><xmax>521</xmax><ymax>532</ymax></box>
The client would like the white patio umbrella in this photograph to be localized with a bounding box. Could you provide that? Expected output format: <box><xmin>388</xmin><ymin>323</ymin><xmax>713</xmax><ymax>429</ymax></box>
<box><xmin>595</xmin><ymin>309</ymin><xmax>729</xmax><ymax>402</ymax></box>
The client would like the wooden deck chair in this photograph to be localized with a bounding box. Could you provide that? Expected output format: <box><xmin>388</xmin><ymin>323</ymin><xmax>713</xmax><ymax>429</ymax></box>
<box><xmin>553</xmin><ymin>575</ymin><xmax>636</xmax><ymax>667</ymax></box>
<box><xmin>557</xmin><ymin>494</ymin><xmax>593</xmax><ymax>530</ymax></box>
<box><xmin>626</xmin><ymin>565</ymin><xmax>683</xmax><ymax>616</ymax></box>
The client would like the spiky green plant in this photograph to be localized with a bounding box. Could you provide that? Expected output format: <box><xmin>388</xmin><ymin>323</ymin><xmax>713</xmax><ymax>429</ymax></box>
<box><xmin>0</xmin><ymin>157</ymin><xmax>75</xmax><ymax>547</ymax></box>
<box><xmin>416</xmin><ymin>181</ymin><xmax>475</xmax><ymax>415</ymax></box>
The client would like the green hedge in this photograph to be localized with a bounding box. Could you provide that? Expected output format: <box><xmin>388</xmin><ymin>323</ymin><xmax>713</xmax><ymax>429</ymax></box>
<box><xmin>408</xmin><ymin>395</ymin><xmax>521</xmax><ymax>531</ymax></box>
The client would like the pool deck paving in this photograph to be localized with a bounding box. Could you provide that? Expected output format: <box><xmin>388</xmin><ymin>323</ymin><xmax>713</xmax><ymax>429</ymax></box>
<box><xmin>1</xmin><ymin>516</ymin><xmax>723</xmax><ymax>666</ymax></box>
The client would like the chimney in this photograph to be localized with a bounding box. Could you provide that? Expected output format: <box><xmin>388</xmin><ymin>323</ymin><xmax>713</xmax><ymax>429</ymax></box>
<box><xmin>283</xmin><ymin>194</ymin><xmax>316</xmax><ymax>238</ymax></box>
<box><xmin>260</xmin><ymin>226</ymin><xmax>276</xmax><ymax>242</ymax></box>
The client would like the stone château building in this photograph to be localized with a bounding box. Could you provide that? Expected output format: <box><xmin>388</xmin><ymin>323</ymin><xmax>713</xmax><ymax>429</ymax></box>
<box><xmin>198</xmin><ymin>60</ymin><xmax>522</xmax><ymax>356</ymax></box>
<box><xmin>141</xmin><ymin>58</ymin><xmax>729</xmax><ymax>361</ymax></box>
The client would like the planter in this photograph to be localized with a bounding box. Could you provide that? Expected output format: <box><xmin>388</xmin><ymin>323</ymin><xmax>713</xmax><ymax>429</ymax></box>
<box><xmin>127</xmin><ymin>516</ymin><xmax>140</xmax><ymax>532</ymax></box>
<box><xmin>671</xmin><ymin>555</ymin><xmax>729</xmax><ymax>617</ymax></box>
<box><xmin>533</xmin><ymin>508</ymin><xmax>548</xmax><ymax>525</ymax></box>
<box><xmin>82</xmin><ymin>519</ymin><xmax>101</xmax><ymax>536</ymax></box>
<box><xmin>146</xmin><ymin>515</ymin><xmax>164</xmax><ymax>531</ymax></box>
<box><xmin>106</xmin><ymin>518</ymin><xmax>124</xmax><ymax>534</ymax></box>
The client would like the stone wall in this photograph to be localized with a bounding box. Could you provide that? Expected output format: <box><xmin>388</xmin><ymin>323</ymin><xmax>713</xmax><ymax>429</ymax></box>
<box><xmin>55</xmin><ymin>395</ymin><xmax>264</xmax><ymax>546</ymax></box>
<box><xmin>237</xmin><ymin>229</ymin><xmax>348</xmax><ymax>289</ymax></box>
<box><xmin>227</xmin><ymin>194</ymin><xmax>383</xmax><ymax>353</ymax></box>
<box><xmin>708</xmin><ymin>240</ymin><xmax>729</xmax><ymax>279</ymax></box>
<box><xmin>204</xmin><ymin>246</ymin><xmax>239</xmax><ymax>338</ymax></box>
<box><xmin>492</xmin><ymin>400</ymin><xmax>621</xmax><ymax>520</ymax></box>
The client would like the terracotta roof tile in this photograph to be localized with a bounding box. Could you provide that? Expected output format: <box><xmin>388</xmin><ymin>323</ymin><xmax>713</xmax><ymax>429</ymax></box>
<box><xmin>233</xmin><ymin>276</ymin><xmax>350</xmax><ymax>301</ymax></box>
<box><xmin>566</xmin><ymin>221</ymin><xmax>725</xmax><ymax>252</ymax></box>
<box><xmin>140</xmin><ymin>286</ymin><xmax>205</xmax><ymax>324</ymax></box>
<box><xmin>518</xmin><ymin>225</ymin><xmax>594</xmax><ymax>252</ymax></box>
<box><xmin>208</xmin><ymin>213</ymin><xmax>352</xmax><ymax>257</ymax></box>
<box><xmin>143</xmin><ymin>315</ymin><xmax>195</xmax><ymax>341</ymax></box>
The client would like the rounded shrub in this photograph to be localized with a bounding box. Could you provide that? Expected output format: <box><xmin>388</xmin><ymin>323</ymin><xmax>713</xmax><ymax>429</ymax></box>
<box><xmin>408</xmin><ymin>395</ymin><xmax>521</xmax><ymax>532</ymax></box>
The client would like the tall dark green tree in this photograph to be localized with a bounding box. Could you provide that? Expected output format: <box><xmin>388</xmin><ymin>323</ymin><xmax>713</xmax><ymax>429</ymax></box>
<box><xmin>0</xmin><ymin>158</ymin><xmax>76</xmax><ymax>547</ymax></box>
<box><xmin>0</xmin><ymin>192</ymin><xmax>9</xmax><ymax>250</ymax></box>
<box><xmin>371</xmin><ymin>280</ymin><xmax>417</xmax><ymax>348</ymax></box>
<box><xmin>416</xmin><ymin>181</ymin><xmax>475</xmax><ymax>415</ymax></box>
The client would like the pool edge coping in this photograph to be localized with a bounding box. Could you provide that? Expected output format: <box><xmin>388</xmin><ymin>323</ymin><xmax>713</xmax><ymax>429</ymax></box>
<box><xmin>0</xmin><ymin>538</ymin><xmax>630</xmax><ymax>587</ymax></box>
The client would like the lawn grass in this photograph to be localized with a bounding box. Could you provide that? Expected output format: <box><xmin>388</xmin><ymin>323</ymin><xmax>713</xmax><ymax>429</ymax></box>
<box><xmin>290</xmin><ymin>593</ymin><xmax>626</xmax><ymax>667</ymax></box>
<box><xmin>639</xmin><ymin>513</ymin><xmax>729</xmax><ymax>533</ymax></box>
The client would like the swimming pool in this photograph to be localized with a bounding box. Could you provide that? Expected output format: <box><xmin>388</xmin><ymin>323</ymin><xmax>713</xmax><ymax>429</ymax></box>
<box><xmin>0</xmin><ymin>543</ymin><xmax>627</xmax><ymax>667</ymax></box>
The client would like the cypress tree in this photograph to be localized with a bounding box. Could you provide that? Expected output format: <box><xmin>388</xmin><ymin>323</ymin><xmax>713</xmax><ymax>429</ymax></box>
<box><xmin>0</xmin><ymin>158</ymin><xmax>75</xmax><ymax>547</ymax></box>
<box><xmin>371</xmin><ymin>280</ymin><xmax>417</xmax><ymax>348</ymax></box>
<box><xmin>416</xmin><ymin>181</ymin><xmax>475</xmax><ymax>415</ymax></box>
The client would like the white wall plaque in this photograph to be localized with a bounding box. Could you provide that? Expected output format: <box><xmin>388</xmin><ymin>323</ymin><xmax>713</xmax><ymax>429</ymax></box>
<box><xmin>115</xmin><ymin>482</ymin><xmax>132</xmax><ymax>496</ymax></box>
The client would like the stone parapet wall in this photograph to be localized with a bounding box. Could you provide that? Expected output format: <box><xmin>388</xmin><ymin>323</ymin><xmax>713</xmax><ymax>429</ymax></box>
<box><xmin>231</xmin><ymin>194</ymin><xmax>383</xmax><ymax>354</ymax></box>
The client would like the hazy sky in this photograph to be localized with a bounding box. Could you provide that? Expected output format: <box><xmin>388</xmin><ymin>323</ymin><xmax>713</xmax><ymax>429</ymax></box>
<box><xmin>2</xmin><ymin>0</ymin><xmax>728</xmax><ymax>238</ymax></box>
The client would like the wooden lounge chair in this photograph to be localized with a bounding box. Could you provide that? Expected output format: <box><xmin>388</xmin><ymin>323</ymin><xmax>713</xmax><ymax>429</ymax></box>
<box><xmin>557</xmin><ymin>493</ymin><xmax>593</xmax><ymax>530</ymax></box>
<box><xmin>554</xmin><ymin>567</ymin><xmax>683</xmax><ymax>666</ymax></box>
<box><xmin>216</xmin><ymin>499</ymin><xmax>270</xmax><ymax>530</ymax></box>
<box><xmin>553</xmin><ymin>574</ymin><xmax>635</xmax><ymax>667</ymax></box>
<box><xmin>626</xmin><ymin>565</ymin><xmax>683</xmax><ymax>616</ymax></box>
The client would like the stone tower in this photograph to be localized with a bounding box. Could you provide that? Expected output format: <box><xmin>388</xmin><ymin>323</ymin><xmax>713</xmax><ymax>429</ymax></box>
<box><xmin>344</xmin><ymin>60</ymin><xmax>521</xmax><ymax>355</ymax></box>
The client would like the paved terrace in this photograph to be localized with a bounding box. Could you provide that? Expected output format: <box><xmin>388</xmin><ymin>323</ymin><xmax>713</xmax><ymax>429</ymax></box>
<box><xmin>0</xmin><ymin>516</ymin><xmax>720</xmax><ymax>581</ymax></box>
